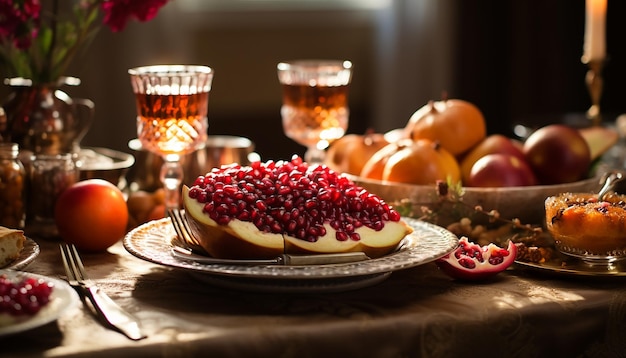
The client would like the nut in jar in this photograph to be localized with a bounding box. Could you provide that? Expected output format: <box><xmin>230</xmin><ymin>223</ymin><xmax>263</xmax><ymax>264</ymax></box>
<box><xmin>0</xmin><ymin>143</ymin><xmax>26</xmax><ymax>229</ymax></box>
<box><xmin>26</xmin><ymin>153</ymin><xmax>79</xmax><ymax>238</ymax></box>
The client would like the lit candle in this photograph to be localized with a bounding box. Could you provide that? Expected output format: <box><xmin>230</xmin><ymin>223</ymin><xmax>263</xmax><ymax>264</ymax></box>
<box><xmin>583</xmin><ymin>0</ymin><xmax>607</xmax><ymax>62</ymax></box>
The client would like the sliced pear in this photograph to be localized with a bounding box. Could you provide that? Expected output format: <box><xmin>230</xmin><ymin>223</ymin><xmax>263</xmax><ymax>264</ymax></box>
<box><xmin>578</xmin><ymin>126</ymin><xmax>619</xmax><ymax>161</ymax></box>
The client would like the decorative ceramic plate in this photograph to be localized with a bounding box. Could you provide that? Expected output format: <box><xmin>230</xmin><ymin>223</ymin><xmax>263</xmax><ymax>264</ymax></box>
<box><xmin>0</xmin><ymin>270</ymin><xmax>80</xmax><ymax>336</ymax></box>
<box><xmin>1</xmin><ymin>238</ymin><xmax>40</xmax><ymax>270</ymax></box>
<box><xmin>123</xmin><ymin>217</ymin><xmax>458</xmax><ymax>290</ymax></box>
<box><xmin>190</xmin><ymin>271</ymin><xmax>393</xmax><ymax>293</ymax></box>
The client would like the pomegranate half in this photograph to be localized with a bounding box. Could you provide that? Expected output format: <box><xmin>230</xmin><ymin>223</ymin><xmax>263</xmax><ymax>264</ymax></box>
<box><xmin>436</xmin><ymin>237</ymin><xmax>517</xmax><ymax>280</ymax></box>
<box><xmin>182</xmin><ymin>156</ymin><xmax>413</xmax><ymax>259</ymax></box>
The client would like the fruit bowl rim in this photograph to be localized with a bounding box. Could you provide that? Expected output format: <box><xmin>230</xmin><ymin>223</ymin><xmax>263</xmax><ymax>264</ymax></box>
<box><xmin>346</xmin><ymin>174</ymin><xmax>602</xmax><ymax>193</ymax></box>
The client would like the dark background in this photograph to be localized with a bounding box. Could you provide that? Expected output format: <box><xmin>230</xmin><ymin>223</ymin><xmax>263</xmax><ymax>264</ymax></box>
<box><xmin>453</xmin><ymin>0</ymin><xmax>626</xmax><ymax>136</ymax></box>
<box><xmin>3</xmin><ymin>0</ymin><xmax>625</xmax><ymax>161</ymax></box>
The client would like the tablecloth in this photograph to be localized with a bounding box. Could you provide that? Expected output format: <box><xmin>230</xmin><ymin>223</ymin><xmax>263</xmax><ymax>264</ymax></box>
<box><xmin>2</xmin><ymin>237</ymin><xmax>626</xmax><ymax>358</ymax></box>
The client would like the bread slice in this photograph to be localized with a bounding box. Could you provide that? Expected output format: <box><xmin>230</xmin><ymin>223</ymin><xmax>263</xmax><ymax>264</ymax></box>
<box><xmin>0</xmin><ymin>227</ymin><xmax>25</xmax><ymax>267</ymax></box>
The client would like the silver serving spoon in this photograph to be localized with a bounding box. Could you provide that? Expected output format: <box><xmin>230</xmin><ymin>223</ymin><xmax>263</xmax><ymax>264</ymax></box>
<box><xmin>597</xmin><ymin>171</ymin><xmax>625</xmax><ymax>201</ymax></box>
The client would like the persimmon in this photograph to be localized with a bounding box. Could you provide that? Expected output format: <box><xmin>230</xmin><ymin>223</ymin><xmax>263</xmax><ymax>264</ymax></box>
<box><xmin>325</xmin><ymin>131</ymin><xmax>389</xmax><ymax>175</ymax></box>
<box><xmin>405</xmin><ymin>98</ymin><xmax>486</xmax><ymax>156</ymax></box>
<box><xmin>382</xmin><ymin>139</ymin><xmax>461</xmax><ymax>185</ymax></box>
<box><xmin>360</xmin><ymin>139</ymin><xmax>413</xmax><ymax>180</ymax></box>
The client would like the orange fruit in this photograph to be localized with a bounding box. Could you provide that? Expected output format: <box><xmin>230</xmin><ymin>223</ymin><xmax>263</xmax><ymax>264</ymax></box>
<box><xmin>359</xmin><ymin>139</ymin><xmax>413</xmax><ymax>180</ymax></box>
<box><xmin>382</xmin><ymin>139</ymin><xmax>461</xmax><ymax>185</ymax></box>
<box><xmin>325</xmin><ymin>131</ymin><xmax>389</xmax><ymax>175</ymax></box>
<box><xmin>405</xmin><ymin>98</ymin><xmax>486</xmax><ymax>156</ymax></box>
<box><xmin>55</xmin><ymin>179</ymin><xmax>129</xmax><ymax>252</ymax></box>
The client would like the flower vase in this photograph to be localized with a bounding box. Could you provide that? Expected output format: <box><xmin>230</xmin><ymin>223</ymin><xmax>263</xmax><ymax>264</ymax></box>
<box><xmin>1</xmin><ymin>77</ymin><xmax>94</xmax><ymax>155</ymax></box>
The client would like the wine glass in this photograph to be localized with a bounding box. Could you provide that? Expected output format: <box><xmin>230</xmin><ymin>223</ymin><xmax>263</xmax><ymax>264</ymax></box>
<box><xmin>277</xmin><ymin>60</ymin><xmax>352</xmax><ymax>163</ymax></box>
<box><xmin>128</xmin><ymin>65</ymin><xmax>214</xmax><ymax>210</ymax></box>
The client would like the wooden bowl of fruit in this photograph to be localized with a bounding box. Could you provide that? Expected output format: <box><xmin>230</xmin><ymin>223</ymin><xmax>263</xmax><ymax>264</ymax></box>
<box><xmin>325</xmin><ymin>97</ymin><xmax>617</xmax><ymax>226</ymax></box>
<box><xmin>350</xmin><ymin>174</ymin><xmax>601</xmax><ymax>226</ymax></box>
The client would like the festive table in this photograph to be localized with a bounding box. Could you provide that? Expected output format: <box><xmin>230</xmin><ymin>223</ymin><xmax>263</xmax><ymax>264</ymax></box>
<box><xmin>2</xmin><ymin>235</ymin><xmax>626</xmax><ymax>357</ymax></box>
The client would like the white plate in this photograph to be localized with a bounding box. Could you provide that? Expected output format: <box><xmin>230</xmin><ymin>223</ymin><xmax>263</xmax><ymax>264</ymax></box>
<box><xmin>2</xmin><ymin>238</ymin><xmax>40</xmax><ymax>270</ymax></box>
<box><xmin>0</xmin><ymin>270</ymin><xmax>80</xmax><ymax>336</ymax></box>
<box><xmin>123</xmin><ymin>217</ymin><xmax>458</xmax><ymax>290</ymax></box>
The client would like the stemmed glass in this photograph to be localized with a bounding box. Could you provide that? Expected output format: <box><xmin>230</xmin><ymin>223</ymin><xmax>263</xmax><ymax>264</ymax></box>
<box><xmin>129</xmin><ymin>65</ymin><xmax>214</xmax><ymax>209</ymax></box>
<box><xmin>277</xmin><ymin>60</ymin><xmax>352</xmax><ymax>163</ymax></box>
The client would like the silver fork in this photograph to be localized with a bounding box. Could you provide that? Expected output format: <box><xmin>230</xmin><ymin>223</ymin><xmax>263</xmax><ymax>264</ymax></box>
<box><xmin>166</xmin><ymin>208</ymin><xmax>209</xmax><ymax>253</ymax></box>
<box><xmin>60</xmin><ymin>243</ymin><xmax>146</xmax><ymax>340</ymax></box>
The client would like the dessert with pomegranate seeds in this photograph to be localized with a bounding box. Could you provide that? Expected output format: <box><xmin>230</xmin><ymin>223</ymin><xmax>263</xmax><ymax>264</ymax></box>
<box><xmin>0</xmin><ymin>226</ymin><xmax>25</xmax><ymax>268</ymax></box>
<box><xmin>183</xmin><ymin>156</ymin><xmax>413</xmax><ymax>259</ymax></box>
<box><xmin>0</xmin><ymin>274</ymin><xmax>54</xmax><ymax>325</ymax></box>
<box><xmin>546</xmin><ymin>192</ymin><xmax>626</xmax><ymax>260</ymax></box>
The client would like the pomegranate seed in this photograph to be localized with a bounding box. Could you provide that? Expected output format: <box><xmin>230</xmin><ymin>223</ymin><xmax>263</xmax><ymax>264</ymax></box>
<box><xmin>270</xmin><ymin>221</ymin><xmax>282</xmax><ymax>233</ymax></box>
<box><xmin>255</xmin><ymin>200</ymin><xmax>267</xmax><ymax>211</ymax></box>
<box><xmin>217</xmin><ymin>215</ymin><xmax>230</xmax><ymax>225</ymax></box>
<box><xmin>186</xmin><ymin>156</ymin><xmax>404</xmax><ymax>243</ymax></box>
<box><xmin>459</xmin><ymin>258</ymin><xmax>477</xmax><ymax>269</ymax></box>
<box><xmin>371</xmin><ymin>221</ymin><xmax>384</xmax><ymax>231</ymax></box>
<box><xmin>336</xmin><ymin>231</ymin><xmax>349</xmax><ymax>241</ymax></box>
<box><xmin>305</xmin><ymin>200</ymin><xmax>317</xmax><ymax>210</ymax></box>
<box><xmin>297</xmin><ymin>216</ymin><xmax>306</xmax><ymax>227</ymax></box>
<box><xmin>0</xmin><ymin>276</ymin><xmax>53</xmax><ymax>317</ymax></box>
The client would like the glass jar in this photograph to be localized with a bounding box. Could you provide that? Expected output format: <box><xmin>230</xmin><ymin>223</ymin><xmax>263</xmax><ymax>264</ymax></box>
<box><xmin>0</xmin><ymin>143</ymin><xmax>26</xmax><ymax>229</ymax></box>
<box><xmin>26</xmin><ymin>153</ymin><xmax>79</xmax><ymax>238</ymax></box>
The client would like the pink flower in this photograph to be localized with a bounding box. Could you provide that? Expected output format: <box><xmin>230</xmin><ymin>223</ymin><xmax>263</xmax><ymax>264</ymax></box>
<box><xmin>0</xmin><ymin>0</ymin><xmax>41</xmax><ymax>49</ymax></box>
<box><xmin>101</xmin><ymin>0</ymin><xmax>169</xmax><ymax>32</ymax></box>
<box><xmin>1</xmin><ymin>0</ymin><xmax>169</xmax><ymax>82</ymax></box>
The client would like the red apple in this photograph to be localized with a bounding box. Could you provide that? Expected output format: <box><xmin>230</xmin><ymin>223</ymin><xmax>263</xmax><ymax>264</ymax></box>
<box><xmin>55</xmin><ymin>179</ymin><xmax>129</xmax><ymax>252</ymax></box>
<box><xmin>523</xmin><ymin>124</ymin><xmax>591</xmax><ymax>185</ymax></box>
<box><xmin>468</xmin><ymin>153</ymin><xmax>538</xmax><ymax>187</ymax></box>
<box><xmin>460</xmin><ymin>134</ymin><xmax>527</xmax><ymax>184</ymax></box>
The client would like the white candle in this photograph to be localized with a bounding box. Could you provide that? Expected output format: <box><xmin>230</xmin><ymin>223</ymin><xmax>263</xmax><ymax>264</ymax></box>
<box><xmin>584</xmin><ymin>0</ymin><xmax>607</xmax><ymax>62</ymax></box>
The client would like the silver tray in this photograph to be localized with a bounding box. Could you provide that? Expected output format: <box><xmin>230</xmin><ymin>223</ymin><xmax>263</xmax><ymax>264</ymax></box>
<box><xmin>515</xmin><ymin>256</ymin><xmax>626</xmax><ymax>277</ymax></box>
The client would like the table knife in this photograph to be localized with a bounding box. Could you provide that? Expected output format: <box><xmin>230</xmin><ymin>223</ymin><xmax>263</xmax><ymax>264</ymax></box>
<box><xmin>83</xmin><ymin>285</ymin><xmax>146</xmax><ymax>340</ymax></box>
<box><xmin>171</xmin><ymin>246</ymin><xmax>370</xmax><ymax>265</ymax></box>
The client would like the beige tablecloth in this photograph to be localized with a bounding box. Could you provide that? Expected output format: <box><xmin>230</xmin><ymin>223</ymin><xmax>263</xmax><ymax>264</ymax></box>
<box><xmin>2</xmin><ymin>237</ymin><xmax>626</xmax><ymax>357</ymax></box>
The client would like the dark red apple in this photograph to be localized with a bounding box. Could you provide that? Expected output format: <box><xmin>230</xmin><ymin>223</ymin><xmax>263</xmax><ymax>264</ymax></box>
<box><xmin>523</xmin><ymin>124</ymin><xmax>591</xmax><ymax>185</ymax></box>
<box><xmin>460</xmin><ymin>134</ymin><xmax>527</xmax><ymax>184</ymax></box>
<box><xmin>467</xmin><ymin>153</ymin><xmax>537</xmax><ymax>187</ymax></box>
